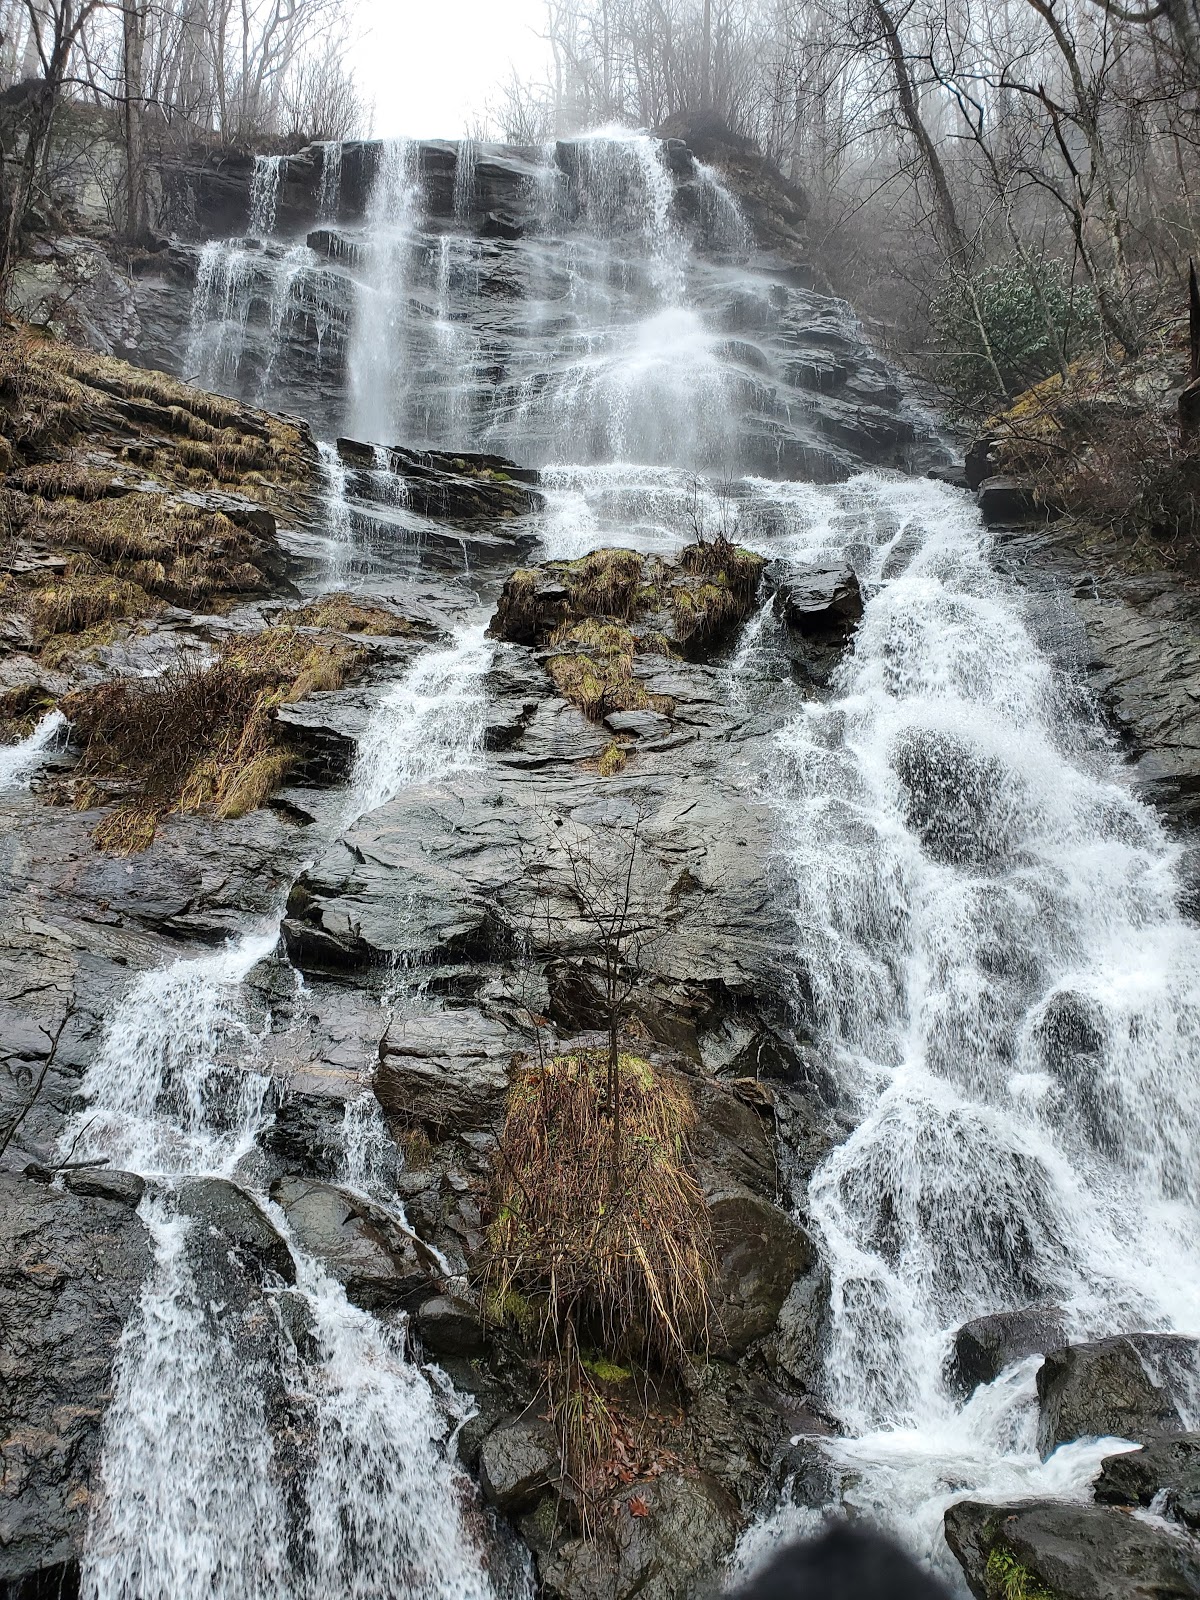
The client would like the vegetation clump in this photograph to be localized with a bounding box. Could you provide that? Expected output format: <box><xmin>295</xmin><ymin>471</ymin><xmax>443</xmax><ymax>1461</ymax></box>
<box><xmin>489</xmin><ymin>536</ymin><xmax>765</xmax><ymax>723</ymax></box>
<box><xmin>62</xmin><ymin>624</ymin><xmax>363</xmax><ymax>853</ymax></box>
<box><xmin>483</xmin><ymin>1048</ymin><xmax>713</xmax><ymax>1494</ymax></box>
<box><xmin>983</xmin><ymin>316</ymin><xmax>1200</xmax><ymax>566</ymax></box>
<box><xmin>0</xmin><ymin>327</ymin><xmax>315</xmax><ymax>690</ymax></box>
<box><xmin>983</xmin><ymin>1547</ymin><xmax>1060</xmax><ymax>1600</ymax></box>
<box><xmin>281</xmin><ymin>594</ymin><xmax>423</xmax><ymax>636</ymax></box>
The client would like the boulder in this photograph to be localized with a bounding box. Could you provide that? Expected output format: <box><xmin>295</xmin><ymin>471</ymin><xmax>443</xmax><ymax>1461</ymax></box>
<box><xmin>1036</xmin><ymin>1334</ymin><xmax>1196</xmax><ymax>1456</ymax></box>
<box><xmin>1095</xmin><ymin>1433</ymin><xmax>1200</xmax><ymax>1530</ymax></box>
<box><xmin>375</xmin><ymin>1009</ymin><xmax>515</xmax><ymax>1136</ymax></box>
<box><xmin>706</xmin><ymin>1183</ymin><xmax>817</xmax><ymax>1355</ymax></box>
<box><xmin>268</xmin><ymin>1175</ymin><xmax>437</xmax><ymax>1312</ymax></box>
<box><xmin>336</xmin><ymin>437</ymin><xmax>542</xmax><ymax>522</ymax></box>
<box><xmin>478</xmin><ymin>1417</ymin><xmax>558</xmax><ymax>1514</ymax></box>
<box><xmin>176</xmin><ymin>1176</ymin><xmax>295</xmax><ymax>1284</ymax></box>
<box><xmin>976</xmin><ymin>475</ymin><xmax>1053</xmax><ymax>526</ymax></box>
<box><xmin>62</xmin><ymin>1166</ymin><xmax>146</xmax><ymax>1208</ymax></box>
<box><xmin>944</xmin><ymin>1497</ymin><xmax>1200</xmax><ymax>1600</ymax></box>
<box><xmin>414</xmin><ymin>1294</ymin><xmax>486</xmax><ymax>1357</ymax></box>
<box><xmin>0</xmin><ymin>1175</ymin><xmax>151</xmax><ymax>1592</ymax></box>
<box><xmin>538</xmin><ymin>1470</ymin><xmax>740</xmax><ymax>1600</ymax></box>
<box><xmin>773</xmin><ymin>564</ymin><xmax>863</xmax><ymax>643</ymax></box>
<box><xmin>949</xmin><ymin>1304</ymin><xmax>1068</xmax><ymax>1396</ymax></box>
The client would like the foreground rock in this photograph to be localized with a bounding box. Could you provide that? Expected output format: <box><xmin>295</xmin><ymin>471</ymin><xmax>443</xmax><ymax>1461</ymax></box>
<box><xmin>944</xmin><ymin>1496</ymin><xmax>1200</xmax><ymax>1600</ymax></box>
<box><xmin>269</xmin><ymin>1175</ymin><xmax>440</xmax><ymax>1310</ymax></box>
<box><xmin>949</xmin><ymin>1304</ymin><xmax>1068</xmax><ymax>1395</ymax></box>
<box><xmin>0</xmin><ymin>1174</ymin><xmax>151</xmax><ymax>1593</ymax></box>
<box><xmin>1095</xmin><ymin>1433</ymin><xmax>1200</xmax><ymax>1529</ymax></box>
<box><xmin>1036</xmin><ymin>1334</ymin><xmax>1197</xmax><ymax>1455</ymax></box>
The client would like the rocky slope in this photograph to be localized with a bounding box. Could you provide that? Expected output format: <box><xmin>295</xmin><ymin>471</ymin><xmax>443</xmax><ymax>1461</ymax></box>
<box><xmin>4</xmin><ymin>130</ymin><xmax>1200</xmax><ymax>1600</ymax></box>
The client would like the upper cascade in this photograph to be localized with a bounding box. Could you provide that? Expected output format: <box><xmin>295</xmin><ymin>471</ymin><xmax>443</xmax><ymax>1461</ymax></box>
<box><xmin>161</xmin><ymin>131</ymin><xmax>944</xmax><ymax>482</ymax></box>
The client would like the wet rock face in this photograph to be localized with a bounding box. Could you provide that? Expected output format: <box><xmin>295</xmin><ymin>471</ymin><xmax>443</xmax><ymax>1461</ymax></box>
<box><xmin>268</xmin><ymin>1175</ymin><xmax>439</xmax><ymax>1311</ymax></box>
<box><xmin>137</xmin><ymin>135</ymin><xmax>943</xmax><ymax>480</ymax></box>
<box><xmin>948</xmin><ymin>1304</ymin><xmax>1068</xmax><ymax>1396</ymax></box>
<box><xmin>1095</xmin><ymin>1433</ymin><xmax>1200</xmax><ymax>1529</ymax></box>
<box><xmin>1035</xmin><ymin>1334</ymin><xmax>1198</xmax><ymax>1456</ymax></box>
<box><xmin>534</xmin><ymin>1473</ymin><xmax>741</xmax><ymax>1600</ymax></box>
<box><xmin>944</xmin><ymin>1497</ymin><xmax>1200</xmax><ymax>1600</ymax></box>
<box><xmin>0</xmin><ymin>1175</ymin><xmax>151</xmax><ymax>1592</ymax></box>
<box><xmin>336</xmin><ymin>438</ymin><xmax>542</xmax><ymax>522</ymax></box>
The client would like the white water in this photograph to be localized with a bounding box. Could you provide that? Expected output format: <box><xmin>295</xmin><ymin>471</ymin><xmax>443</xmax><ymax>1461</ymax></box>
<box><xmin>69</xmin><ymin>611</ymin><xmax>513</xmax><ymax>1599</ymax></box>
<box><xmin>0</xmin><ymin>707</ymin><xmax>66</xmax><ymax>788</ymax></box>
<box><xmin>157</xmin><ymin>124</ymin><xmax>1200</xmax><ymax>1594</ymax></box>
<box><xmin>349</xmin><ymin>138</ymin><xmax>422</xmax><ymax>444</ymax></box>
<box><xmin>348</xmin><ymin>622</ymin><xmax>492</xmax><ymax>817</ymax></box>
<box><xmin>722</xmin><ymin>471</ymin><xmax>1200</xmax><ymax>1585</ymax></box>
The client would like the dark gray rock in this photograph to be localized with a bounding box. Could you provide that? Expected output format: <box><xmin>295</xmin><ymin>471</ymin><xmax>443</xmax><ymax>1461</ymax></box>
<box><xmin>1076</xmin><ymin>590</ymin><xmax>1200</xmax><ymax>828</ymax></box>
<box><xmin>944</xmin><ymin>1496</ymin><xmax>1200</xmax><ymax>1600</ymax></box>
<box><xmin>707</xmin><ymin>1182</ymin><xmax>816</xmax><ymax>1356</ymax></box>
<box><xmin>539</xmin><ymin>1470</ymin><xmax>740</xmax><ymax>1600</ymax></box>
<box><xmin>949</xmin><ymin>1304</ymin><xmax>1068</xmax><ymax>1396</ymax></box>
<box><xmin>375</xmin><ymin>1009</ymin><xmax>516</xmax><ymax>1136</ymax></box>
<box><xmin>773</xmin><ymin>563</ymin><xmax>863</xmax><ymax>642</ymax></box>
<box><xmin>479</xmin><ymin>1417</ymin><xmax>558</xmax><ymax>1514</ymax></box>
<box><xmin>770</xmin><ymin>1257</ymin><xmax>832</xmax><ymax>1397</ymax></box>
<box><xmin>0</xmin><ymin>1174</ymin><xmax>151</xmax><ymax>1591</ymax></box>
<box><xmin>415</xmin><ymin>1294</ymin><xmax>486</xmax><ymax>1357</ymax></box>
<box><xmin>977</xmin><ymin>475</ymin><xmax>1054</xmax><ymax>526</ymax></box>
<box><xmin>63</xmin><ymin>1166</ymin><xmax>146</xmax><ymax>1208</ymax></box>
<box><xmin>176</xmin><ymin>1176</ymin><xmax>296</xmax><ymax>1284</ymax></box>
<box><xmin>1095</xmin><ymin>1433</ymin><xmax>1200</xmax><ymax>1530</ymax></box>
<box><xmin>337</xmin><ymin>437</ymin><xmax>542</xmax><ymax>522</ymax></box>
<box><xmin>1036</xmin><ymin>1334</ymin><xmax>1198</xmax><ymax>1456</ymax></box>
<box><xmin>268</xmin><ymin>1175</ymin><xmax>437</xmax><ymax>1311</ymax></box>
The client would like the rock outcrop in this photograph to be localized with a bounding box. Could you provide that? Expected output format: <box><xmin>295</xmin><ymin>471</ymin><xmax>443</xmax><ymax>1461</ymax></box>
<box><xmin>1035</xmin><ymin>1334</ymin><xmax>1197</xmax><ymax>1456</ymax></box>
<box><xmin>944</xmin><ymin>1497</ymin><xmax>1200</xmax><ymax>1600</ymax></box>
<box><xmin>0</xmin><ymin>1175</ymin><xmax>151</xmax><ymax>1592</ymax></box>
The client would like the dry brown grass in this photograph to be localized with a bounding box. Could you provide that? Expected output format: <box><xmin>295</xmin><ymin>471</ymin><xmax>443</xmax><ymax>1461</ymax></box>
<box><xmin>63</xmin><ymin>626</ymin><xmax>363</xmax><ymax>852</ymax></box>
<box><xmin>283</xmin><ymin>594</ymin><xmax>420</xmax><ymax>636</ymax></box>
<box><xmin>987</xmin><ymin>317</ymin><xmax>1200</xmax><ymax>564</ymax></box>
<box><xmin>484</xmin><ymin>1049</ymin><xmax>713</xmax><ymax>1497</ymax></box>
<box><xmin>34</xmin><ymin>494</ymin><xmax>274</xmax><ymax>603</ymax></box>
<box><xmin>31</xmin><ymin>573</ymin><xmax>149</xmax><ymax>638</ymax></box>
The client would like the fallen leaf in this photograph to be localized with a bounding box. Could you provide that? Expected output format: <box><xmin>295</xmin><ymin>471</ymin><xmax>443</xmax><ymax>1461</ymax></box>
<box><xmin>628</xmin><ymin>1495</ymin><xmax>650</xmax><ymax>1519</ymax></box>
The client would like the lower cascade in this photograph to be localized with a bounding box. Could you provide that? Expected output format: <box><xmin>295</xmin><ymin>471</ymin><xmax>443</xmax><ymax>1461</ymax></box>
<box><xmin>2</xmin><ymin>124</ymin><xmax>1200</xmax><ymax>1600</ymax></box>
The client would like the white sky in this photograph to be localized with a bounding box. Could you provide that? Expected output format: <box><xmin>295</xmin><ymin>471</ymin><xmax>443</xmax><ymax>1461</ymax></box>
<box><xmin>348</xmin><ymin>0</ymin><xmax>553</xmax><ymax>139</ymax></box>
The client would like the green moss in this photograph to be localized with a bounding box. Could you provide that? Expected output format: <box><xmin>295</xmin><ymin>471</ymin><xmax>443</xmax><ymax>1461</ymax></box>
<box><xmin>984</xmin><ymin>1546</ymin><xmax>1060</xmax><ymax>1600</ymax></box>
<box><xmin>581</xmin><ymin>1352</ymin><xmax>634</xmax><ymax>1383</ymax></box>
<box><xmin>598</xmin><ymin>740</ymin><xmax>627</xmax><ymax>777</ymax></box>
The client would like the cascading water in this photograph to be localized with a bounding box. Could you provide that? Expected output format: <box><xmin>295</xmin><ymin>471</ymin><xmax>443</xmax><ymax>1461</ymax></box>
<box><xmin>349</xmin><ymin>138</ymin><xmax>422</xmax><ymax>444</ymax></box>
<box><xmin>68</xmin><ymin>617</ymin><xmax>517</xmax><ymax>1600</ymax></box>
<box><xmin>155</xmin><ymin>122</ymin><xmax>1200</xmax><ymax>1596</ymax></box>
<box><xmin>726</xmin><ymin>472</ymin><xmax>1200</xmax><ymax>1584</ymax></box>
<box><xmin>0</xmin><ymin>706</ymin><xmax>66</xmax><ymax>789</ymax></box>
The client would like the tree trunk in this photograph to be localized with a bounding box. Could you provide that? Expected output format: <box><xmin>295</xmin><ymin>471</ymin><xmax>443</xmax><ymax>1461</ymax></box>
<box><xmin>123</xmin><ymin>0</ymin><xmax>149</xmax><ymax>242</ymax></box>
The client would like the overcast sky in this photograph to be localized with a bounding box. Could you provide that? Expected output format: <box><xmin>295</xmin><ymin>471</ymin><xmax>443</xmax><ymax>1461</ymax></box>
<box><xmin>347</xmin><ymin>0</ymin><xmax>553</xmax><ymax>139</ymax></box>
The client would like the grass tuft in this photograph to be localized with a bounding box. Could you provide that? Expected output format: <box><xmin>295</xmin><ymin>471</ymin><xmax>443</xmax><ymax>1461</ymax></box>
<box><xmin>483</xmin><ymin>1049</ymin><xmax>713</xmax><ymax>1494</ymax></box>
<box><xmin>62</xmin><ymin>625</ymin><xmax>363</xmax><ymax>852</ymax></box>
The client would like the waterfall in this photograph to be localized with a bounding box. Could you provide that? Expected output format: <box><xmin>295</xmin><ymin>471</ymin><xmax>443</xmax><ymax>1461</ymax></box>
<box><xmin>348</xmin><ymin>138</ymin><xmax>422</xmax><ymax>445</ymax></box>
<box><xmin>318</xmin><ymin>141</ymin><xmax>343</xmax><ymax>219</ymax></box>
<box><xmin>69</xmin><ymin>616</ymin><xmax>519</xmax><ymax>1600</ymax></box>
<box><xmin>347</xmin><ymin>623</ymin><xmax>492</xmax><ymax>818</ymax></box>
<box><xmin>453</xmin><ymin>138</ymin><xmax>478</xmax><ymax>219</ymax></box>
<box><xmin>0</xmin><ymin>707</ymin><xmax>66</xmax><ymax>789</ymax></box>
<box><xmin>119</xmin><ymin>123</ymin><xmax>1200</xmax><ymax>1597</ymax></box>
<box><xmin>249</xmin><ymin>154</ymin><xmax>285</xmax><ymax>238</ymax></box>
<box><xmin>740</xmin><ymin>472</ymin><xmax>1200</xmax><ymax>1580</ymax></box>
